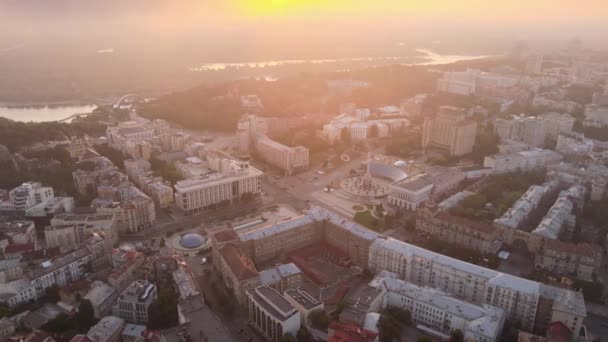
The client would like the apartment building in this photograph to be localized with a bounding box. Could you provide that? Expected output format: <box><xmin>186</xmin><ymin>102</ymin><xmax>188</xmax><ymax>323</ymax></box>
<box><xmin>174</xmin><ymin>160</ymin><xmax>262</xmax><ymax>215</ymax></box>
<box><xmin>0</xmin><ymin>248</ymin><xmax>93</xmax><ymax>307</ymax></box>
<box><xmin>494</xmin><ymin>181</ymin><xmax>560</xmax><ymax>230</ymax></box>
<box><xmin>109</xmin><ymin>245</ymin><xmax>145</xmax><ymax>291</ymax></box>
<box><xmin>50</xmin><ymin>212</ymin><xmax>118</xmax><ymax>245</ymax></box>
<box><xmin>438</xmin><ymin>69</ymin><xmax>522</xmax><ymax>100</ymax></box>
<box><xmin>210</xmin><ymin>206</ymin><xmax>586</xmax><ymax>337</ymax></box>
<box><xmin>535</xmin><ymin>241</ymin><xmax>602</xmax><ymax>282</ymax></box>
<box><xmin>372</xmin><ymin>275</ymin><xmax>505</xmax><ymax>342</ymax></box>
<box><xmin>0</xmin><ymin>221</ymin><xmax>36</xmax><ymax>245</ymax></box>
<box><xmin>255</xmin><ymin>136</ymin><xmax>309</xmax><ymax>175</ymax></box>
<box><xmin>112</xmin><ymin>280</ymin><xmax>157</xmax><ymax>325</ymax></box>
<box><xmin>555</xmin><ymin>133</ymin><xmax>594</xmax><ymax>156</ymax></box>
<box><xmin>124</xmin><ymin>158</ymin><xmax>174</xmax><ymax>209</ymax></box>
<box><xmin>368</xmin><ymin>237</ymin><xmax>586</xmax><ymax>333</ymax></box>
<box><xmin>246</xmin><ymin>286</ymin><xmax>301</xmax><ymax>342</ymax></box>
<box><xmin>72</xmin><ymin>157</ymin><xmax>119</xmax><ymax>195</ymax></box>
<box><xmin>93</xmin><ymin>184</ymin><xmax>156</xmax><ymax>234</ymax></box>
<box><xmin>217</xmin><ymin>244</ymin><xmax>260</xmax><ymax>304</ymax></box>
<box><xmin>417</xmin><ymin>209</ymin><xmax>501</xmax><ymax>254</ymax></box>
<box><xmin>531</xmin><ymin>185</ymin><xmax>586</xmax><ymax>240</ymax></box>
<box><xmin>483</xmin><ymin>149</ymin><xmax>562</xmax><ymax>174</ymax></box>
<box><xmin>541</xmin><ymin>113</ymin><xmax>575</xmax><ymax>143</ymax></box>
<box><xmin>84</xmin><ymin>281</ymin><xmax>118</xmax><ymax>319</ymax></box>
<box><xmin>422</xmin><ymin>106</ymin><xmax>477</xmax><ymax>156</ymax></box>
<box><xmin>259</xmin><ymin>263</ymin><xmax>303</xmax><ymax>293</ymax></box>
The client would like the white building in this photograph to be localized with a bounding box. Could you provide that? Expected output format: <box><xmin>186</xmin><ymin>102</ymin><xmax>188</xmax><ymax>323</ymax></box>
<box><xmin>531</xmin><ymin>185</ymin><xmax>586</xmax><ymax>240</ymax></box>
<box><xmin>389</xmin><ymin>168</ymin><xmax>465</xmax><ymax>211</ymax></box>
<box><xmin>367</xmin><ymin>237</ymin><xmax>585</xmax><ymax>332</ymax></box>
<box><xmin>0</xmin><ymin>248</ymin><xmax>93</xmax><ymax>307</ymax></box>
<box><xmin>174</xmin><ymin>160</ymin><xmax>262</xmax><ymax>215</ymax></box>
<box><xmin>483</xmin><ymin>149</ymin><xmax>562</xmax><ymax>174</ymax></box>
<box><xmin>246</xmin><ymin>286</ymin><xmax>301</xmax><ymax>342</ymax></box>
<box><xmin>540</xmin><ymin>113</ymin><xmax>575</xmax><ymax>143</ymax></box>
<box><xmin>112</xmin><ymin>280</ymin><xmax>157</xmax><ymax>325</ymax></box>
<box><xmin>438</xmin><ymin>69</ymin><xmax>521</xmax><ymax>99</ymax></box>
<box><xmin>371</xmin><ymin>275</ymin><xmax>505</xmax><ymax>342</ymax></box>
<box><xmin>87</xmin><ymin>316</ymin><xmax>125</xmax><ymax>342</ymax></box>
<box><xmin>1</xmin><ymin>182</ymin><xmax>54</xmax><ymax>213</ymax></box>
<box><xmin>555</xmin><ymin>133</ymin><xmax>594</xmax><ymax>155</ymax></box>
<box><xmin>583</xmin><ymin>86</ymin><xmax>608</xmax><ymax>127</ymax></box>
<box><xmin>494</xmin><ymin>181</ymin><xmax>559</xmax><ymax>230</ymax></box>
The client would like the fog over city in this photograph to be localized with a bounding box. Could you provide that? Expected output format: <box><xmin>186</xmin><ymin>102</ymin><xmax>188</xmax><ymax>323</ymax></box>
<box><xmin>1</xmin><ymin>2</ymin><xmax>608</xmax><ymax>342</ymax></box>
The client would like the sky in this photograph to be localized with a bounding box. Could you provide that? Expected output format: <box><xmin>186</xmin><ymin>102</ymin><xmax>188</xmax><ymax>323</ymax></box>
<box><xmin>1</xmin><ymin>0</ymin><xmax>607</xmax><ymax>56</ymax></box>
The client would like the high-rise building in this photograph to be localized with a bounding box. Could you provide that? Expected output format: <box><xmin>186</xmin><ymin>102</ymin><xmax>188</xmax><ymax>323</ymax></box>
<box><xmin>422</xmin><ymin>106</ymin><xmax>477</xmax><ymax>156</ymax></box>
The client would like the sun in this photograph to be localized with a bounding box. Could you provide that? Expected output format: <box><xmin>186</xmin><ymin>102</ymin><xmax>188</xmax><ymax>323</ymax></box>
<box><xmin>236</xmin><ymin>0</ymin><xmax>349</xmax><ymax>17</ymax></box>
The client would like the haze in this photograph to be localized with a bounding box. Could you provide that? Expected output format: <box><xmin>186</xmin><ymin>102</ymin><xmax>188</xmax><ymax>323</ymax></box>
<box><xmin>2</xmin><ymin>0</ymin><xmax>608</xmax><ymax>54</ymax></box>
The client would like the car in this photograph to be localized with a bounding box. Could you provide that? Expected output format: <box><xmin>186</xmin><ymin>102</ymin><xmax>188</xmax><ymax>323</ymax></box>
<box><xmin>317</xmin><ymin>170</ymin><xmax>325</xmax><ymax>175</ymax></box>
<box><xmin>201</xmin><ymin>257</ymin><xmax>208</xmax><ymax>264</ymax></box>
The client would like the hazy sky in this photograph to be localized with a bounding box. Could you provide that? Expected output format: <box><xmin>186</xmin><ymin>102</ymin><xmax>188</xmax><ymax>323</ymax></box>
<box><xmin>1</xmin><ymin>0</ymin><xmax>607</xmax><ymax>54</ymax></box>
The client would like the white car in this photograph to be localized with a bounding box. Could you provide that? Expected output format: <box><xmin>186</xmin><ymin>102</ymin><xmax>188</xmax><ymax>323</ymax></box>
<box><xmin>317</xmin><ymin>170</ymin><xmax>325</xmax><ymax>175</ymax></box>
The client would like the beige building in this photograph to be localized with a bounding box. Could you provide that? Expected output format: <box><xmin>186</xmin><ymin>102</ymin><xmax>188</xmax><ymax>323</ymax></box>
<box><xmin>422</xmin><ymin>106</ymin><xmax>477</xmax><ymax>156</ymax></box>
<box><xmin>255</xmin><ymin>136</ymin><xmax>309</xmax><ymax>175</ymax></box>
<box><xmin>217</xmin><ymin>244</ymin><xmax>260</xmax><ymax>304</ymax></box>
<box><xmin>93</xmin><ymin>184</ymin><xmax>156</xmax><ymax>234</ymax></box>
<box><xmin>417</xmin><ymin>209</ymin><xmax>502</xmax><ymax>254</ymax></box>
<box><xmin>535</xmin><ymin>240</ymin><xmax>602</xmax><ymax>282</ymax></box>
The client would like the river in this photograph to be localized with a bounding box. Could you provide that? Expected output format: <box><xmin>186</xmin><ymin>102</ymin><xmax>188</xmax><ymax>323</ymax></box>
<box><xmin>0</xmin><ymin>104</ymin><xmax>98</xmax><ymax>123</ymax></box>
<box><xmin>190</xmin><ymin>48</ymin><xmax>489</xmax><ymax>71</ymax></box>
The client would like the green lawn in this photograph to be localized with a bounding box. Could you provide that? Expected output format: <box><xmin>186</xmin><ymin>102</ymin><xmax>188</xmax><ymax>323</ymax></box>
<box><xmin>354</xmin><ymin>210</ymin><xmax>385</xmax><ymax>232</ymax></box>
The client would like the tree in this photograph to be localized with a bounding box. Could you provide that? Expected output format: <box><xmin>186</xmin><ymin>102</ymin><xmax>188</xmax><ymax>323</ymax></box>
<box><xmin>76</xmin><ymin>299</ymin><xmax>96</xmax><ymax>332</ymax></box>
<box><xmin>240</xmin><ymin>192</ymin><xmax>256</xmax><ymax>203</ymax></box>
<box><xmin>308</xmin><ymin>309</ymin><xmax>330</xmax><ymax>330</ymax></box>
<box><xmin>44</xmin><ymin>285</ymin><xmax>61</xmax><ymax>303</ymax></box>
<box><xmin>340</xmin><ymin>127</ymin><xmax>351</xmax><ymax>144</ymax></box>
<box><xmin>471</xmin><ymin>130</ymin><xmax>499</xmax><ymax>163</ymax></box>
<box><xmin>296</xmin><ymin>326</ymin><xmax>313</xmax><ymax>342</ymax></box>
<box><xmin>147</xmin><ymin>288</ymin><xmax>179</xmax><ymax>330</ymax></box>
<box><xmin>0</xmin><ymin>304</ymin><xmax>9</xmax><ymax>319</ymax></box>
<box><xmin>369</xmin><ymin>124</ymin><xmax>379</xmax><ymax>138</ymax></box>
<box><xmin>417</xmin><ymin>337</ymin><xmax>432</xmax><ymax>342</ymax></box>
<box><xmin>405</xmin><ymin>217</ymin><xmax>416</xmax><ymax>232</ymax></box>
<box><xmin>281</xmin><ymin>334</ymin><xmax>297</xmax><ymax>342</ymax></box>
<box><xmin>449</xmin><ymin>329</ymin><xmax>464</xmax><ymax>342</ymax></box>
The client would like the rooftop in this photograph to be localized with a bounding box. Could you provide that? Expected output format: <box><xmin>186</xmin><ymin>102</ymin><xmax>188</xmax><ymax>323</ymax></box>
<box><xmin>218</xmin><ymin>244</ymin><xmax>258</xmax><ymax>281</ymax></box>
<box><xmin>284</xmin><ymin>288</ymin><xmax>322</xmax><ymax>310</ymax></box>
<box><xmin>247</xmin><ymin>286</ymin><xmax>297</xmax><ymax>321</ymax></box>
<box><xmin>372</xmin><ymin>237</ymin><xmax>541</xmax><ymax>295</ymax></box>
<box><xmin>87</xmin><ymin>316</ymin><xmax>125</xmax><ymax>342</ymax></box>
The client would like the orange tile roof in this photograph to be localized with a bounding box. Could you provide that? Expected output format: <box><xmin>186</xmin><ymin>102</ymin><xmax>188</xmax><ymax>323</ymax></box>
<box><xmin>219</xmin><ymin>244</ymin><xmax>258</xmax><ymax>281</ymax></box>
